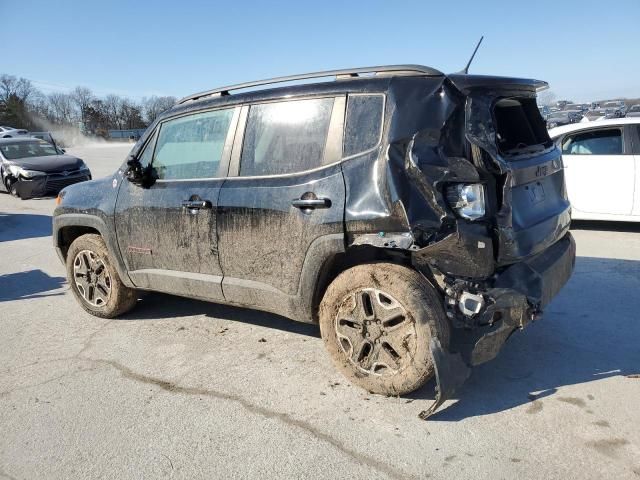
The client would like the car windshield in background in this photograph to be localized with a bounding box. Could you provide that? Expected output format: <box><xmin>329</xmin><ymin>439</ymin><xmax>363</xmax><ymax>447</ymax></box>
<box><xmin>0</xmin><ymin>140</ymin><xmax>59</xmax><ymax>160</ymax></box>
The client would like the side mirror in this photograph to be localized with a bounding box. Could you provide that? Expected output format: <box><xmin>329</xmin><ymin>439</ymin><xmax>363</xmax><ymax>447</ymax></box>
<box><xmin>125</xmin><ymin>155</ymin><xmax>155</xmax><ymax>187</ymax></box>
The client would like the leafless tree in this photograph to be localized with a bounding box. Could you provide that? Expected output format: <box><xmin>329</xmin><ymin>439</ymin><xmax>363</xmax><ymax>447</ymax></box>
<box><xmin>142</xmin><ymin>95</ymin><xmax>177</xmax><ymax>124</ymax></box>
<box><xmin>104</xmin><ymin>94</ymin><xmax>122</xmax><ymax>128</ymax></box>
<box><xmin>48</xmin><ymin>92</ymin><xmax>75</xmax><ymax>124</ymax></box>
<box><xmin>26</xmin><ymin>90</ymin><xmax>51</xmax><ymax>120</ymax></box>
<box><xmin>71</xmin><ymin>86</ymin><xmax>94</xmax><ymax>124</ymax></box>
<box><xmin>1</xmin><ymin>72</ymin><xmax>170</xmax><ymax>133</ymax></box>
<box><xmin>117</xmin><ymin>98</ymin><xmax>145</xmax><ymax>129</ymax></box>
<box><xmin>0</xmin><ymin>74</ymin><xmax>34</xmax><ymax>103</ymax></box>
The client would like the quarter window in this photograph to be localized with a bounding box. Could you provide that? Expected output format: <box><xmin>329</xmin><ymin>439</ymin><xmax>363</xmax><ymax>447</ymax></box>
<box><xmin>240</xmin><ymin>98</ymin><xmax>334</xmax><ymax>176</ymax></box>
<box><xmin>138</xmin><ymin>131</ymin><xmax>157</xmax><ymax>167</ymax></box>
<box><xmin>562</xmin><ymin>128</ymin><xmax>623</xmax><ymax>155</ymax></box>
<box><xmin>152</xmin><ymin>108</ymin><xmax>234</xmax><ymax>180</ymax></box>
<box><xmin>343</xmin><ymin>94</ymin><xmax>384</xmax><ymax>157</ymax></box>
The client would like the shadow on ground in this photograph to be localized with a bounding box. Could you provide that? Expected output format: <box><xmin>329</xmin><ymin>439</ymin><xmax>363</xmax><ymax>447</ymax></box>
<box><xmin>420</xmin><ymin>255</ymin><xmax>640</xmax><ymax>420</ymax></box>
<box><xmin>0</xmin><ymin>269</ymin><xmax>66</xmax><ymax>302</ymax></box>
<box><xmin>0</xmin><ymin>212</ymin><xmax>52</xmax><ymax>242</ymax></box>
<box><xmin>121</xmin><ymin>292</ymin><xmax>320</xmax><ymax>338</ymax></box>
<box><xmin>108</xmin><ymin>255</ymin><xmax>640</xmax><ymax>420</ymax></box>
<box><xmin>571</xmin><ymin>220</ymin><xmax>640</xmax><ymax>233</ymax></box>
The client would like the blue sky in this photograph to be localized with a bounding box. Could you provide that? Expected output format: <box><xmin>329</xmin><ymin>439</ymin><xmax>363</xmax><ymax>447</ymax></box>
<box><xmin>2</xmin><ymin>0</ymin><xmax>638</xmax><ymax>102</ymax></box>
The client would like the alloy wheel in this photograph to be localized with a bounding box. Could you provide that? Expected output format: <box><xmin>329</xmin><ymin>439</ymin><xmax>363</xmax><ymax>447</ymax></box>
<box><xmin>73</xmin><ymin>249</ymin><xmax>112</xmax><ymax>307</ymax></box>
<box><xmin>334</xmin><ymin>288</ymin><xmax>417</xmax><ymax>376</ymax></box>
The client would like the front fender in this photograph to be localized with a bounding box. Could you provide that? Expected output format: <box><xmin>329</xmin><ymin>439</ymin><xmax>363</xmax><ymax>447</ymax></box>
<box><xmin>53</xmin><ymin>213</ymin><xmax>134</xmax><ymax>288</ymax></box>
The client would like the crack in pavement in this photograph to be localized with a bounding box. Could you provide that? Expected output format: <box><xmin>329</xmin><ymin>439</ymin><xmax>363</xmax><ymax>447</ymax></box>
<box><xmin>1</xmin><ymin>351</ymin><xmax>419</xmax><ymax>480</ymax></box>
<box><xmin>75</xmin><ymin>320</ymin><xmax>114</xmax><ymax>357</ymax></box>
<box><xmin>1</xmin><ymin>316</ymin><xmax>421</xmax><ymax>479</ymax></box>
<box><xmin>83</xmin><ymin>355</ymin><xmax>418</xmax><ymax>480</ymax></box>
<box><xmin>0</xmin><ymin>322</ymin><xmax>114</xmax><ymax>394</ymax></box>
<box><xmin>0</xmin><ymin>364</ymin><xmax>94</xmax><ymax>397</ymax></box>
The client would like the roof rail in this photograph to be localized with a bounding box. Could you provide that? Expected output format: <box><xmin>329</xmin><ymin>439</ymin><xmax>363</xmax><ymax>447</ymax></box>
<box><xmin>177</xmin><ymin>64</ymin><xmax>443</xmax><ymax>105</ymax></box>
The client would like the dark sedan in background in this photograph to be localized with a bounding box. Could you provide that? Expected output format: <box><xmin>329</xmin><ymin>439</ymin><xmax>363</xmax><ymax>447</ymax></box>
<box><xmin>0</xmin><ymin>138</ymin><xmax>91</xmax><ymax>199</ymax></box>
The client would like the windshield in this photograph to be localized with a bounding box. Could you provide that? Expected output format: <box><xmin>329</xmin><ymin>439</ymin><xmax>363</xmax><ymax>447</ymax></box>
<box><xmin>0</xmin><ymin>140</ymin><xmax>59</xmax><ymax>160</ymax></box>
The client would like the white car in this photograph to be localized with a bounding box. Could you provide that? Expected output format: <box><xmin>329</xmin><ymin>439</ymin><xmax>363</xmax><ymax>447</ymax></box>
<box><xmin>0</xmin><ymin>126</ymin><xmax>29</xmax><ymax>138</ymax></box>
<box><xmin>549</xmin><ymin>118</ymin><xmax>640</xmax><ymax>222</ymax></box>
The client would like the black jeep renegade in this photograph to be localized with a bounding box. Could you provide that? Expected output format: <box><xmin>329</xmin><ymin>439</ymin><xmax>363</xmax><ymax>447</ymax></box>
<box><xmin>53</xmin><ymin>65</ymin><xmax>575</xmax><ymax>415</ymax></box>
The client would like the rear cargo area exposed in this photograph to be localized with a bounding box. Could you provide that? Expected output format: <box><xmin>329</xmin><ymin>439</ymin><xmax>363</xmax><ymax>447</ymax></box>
<box><xmin>464</xmin><ymin>89</ymin><xmax>572</xmax><ymax>265</ymax></box>
<box><xmin>493</xmin><ymin>98</ymin><xmax>552</xmax><ymax>156</ymax></box>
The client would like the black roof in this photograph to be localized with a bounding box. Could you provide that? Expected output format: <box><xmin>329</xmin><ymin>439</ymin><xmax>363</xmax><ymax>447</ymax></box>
<box><xmin>167</xmin><ymin>75</ymin><xmax>394</xmax><ymax>119</ymax></box>
<box><xmin>161</xmin><ymin>65</ymin><xmax>548</xmax><ymax>122</ymax></box>
<box><xmin>177</xmin><ymin>65</ymin><xmax>444</xmax><ymax>105</ymax></box>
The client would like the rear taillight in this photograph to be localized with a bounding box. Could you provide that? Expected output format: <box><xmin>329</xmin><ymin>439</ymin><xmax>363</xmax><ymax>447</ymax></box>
<box><xmin>445</xmin><ymin>183</ymin><xmax>486</xmax><ymax>220</ymax></box>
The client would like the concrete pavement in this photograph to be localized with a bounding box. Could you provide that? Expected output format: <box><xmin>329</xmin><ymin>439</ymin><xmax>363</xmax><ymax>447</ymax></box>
<box><xmin>1</xmin><ymin>144</ymin><xmax>639</xmax><ymax>479</ymax></box>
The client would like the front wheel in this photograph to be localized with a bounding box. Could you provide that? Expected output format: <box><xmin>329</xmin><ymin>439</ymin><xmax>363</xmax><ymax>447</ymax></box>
<box><xmin>7</xmin><ymin>179</ymin><xmax>21</xmax><ymax>199</ymax></box>
<box><xmin>319</xmin><ymin>262</ymin><xmax>450</xmax><ymax>396</ymax></box>
<box><xmin>66</xmin><ymin>234</ymin><xmax>138</xmax><ymax>318</ymax></box>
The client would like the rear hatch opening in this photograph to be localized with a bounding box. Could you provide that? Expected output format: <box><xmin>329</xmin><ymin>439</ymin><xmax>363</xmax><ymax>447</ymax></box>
<box><xmin>493</xmin><ymin>97</ymin><xmax>553</xmax><ymax>157</ymax></box>
<box><xmin>479</xmin><ymin>96</ymin><xmax>571</xmax><ymax>264</ymax></box>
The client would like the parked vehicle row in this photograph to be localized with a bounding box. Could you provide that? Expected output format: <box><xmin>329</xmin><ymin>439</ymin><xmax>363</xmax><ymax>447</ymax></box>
<box><xmin>539</xmin><ymin>99</ymin><xmax>636</xmax><ymax>128</ymax></box>
<box><xmin>546</xmin><ymin>109</ymin><xmax>583</xmax><ymax>128</ymax></box>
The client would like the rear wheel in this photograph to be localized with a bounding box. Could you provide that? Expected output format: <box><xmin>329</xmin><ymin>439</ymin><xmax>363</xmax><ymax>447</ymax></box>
<box><xmin>319</xmin><ymin>262</ymin><xmax>449</xmax><ymax>396</ymax></box>
<box><xmin>66</xmin><ymin>234</ymin><xmax>138</xmax><ymax>318</ymax></box>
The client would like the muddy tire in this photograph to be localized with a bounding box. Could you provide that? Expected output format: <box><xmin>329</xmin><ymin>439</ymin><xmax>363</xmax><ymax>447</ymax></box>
<box><xmin>319</xmin><ymin>262</ymin><xmax>449</xmax><ymax>396</ymax></box>
<box><xmin>66</xmin><ymin>234</ymin><xmax>137</xmax><ymax>318</ymax></box>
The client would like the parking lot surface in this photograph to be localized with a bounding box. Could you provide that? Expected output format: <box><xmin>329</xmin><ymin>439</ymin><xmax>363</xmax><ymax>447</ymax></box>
<box><xmin>1</xmin><ymin>144</ymin><xmax>639</xmax><ymax>479</ymax></box>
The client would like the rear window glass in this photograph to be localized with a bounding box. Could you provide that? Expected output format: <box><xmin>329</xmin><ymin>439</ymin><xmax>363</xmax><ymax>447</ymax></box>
<box><xmin>343</xmin><ymin>94</ymin><xmax>384</xmax><ymax>157</ymax></box>
<box><xmin>493</xmin><ymin>97</ymin><xmax>552</xmax><ymax>155</ymax></box>
<box><xmin>561</xmin><ymin>129</ymin><xmax>623</xmax><ymax>155</ymax></box>
<box><xmin>240</xmin><ymin>98</ymin><xmax>334</xmax><ymax>176</ymax></box>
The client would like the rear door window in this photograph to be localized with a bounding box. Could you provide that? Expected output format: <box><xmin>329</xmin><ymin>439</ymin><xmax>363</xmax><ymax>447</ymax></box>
<box><xmin>343</xmin><ymin>94</ymin><xmax>384</xmax><ymax>157</ymax></box>
<box><xmin>153</xmin><ymin>108</ymin><xmax>234</xmax><ymax>180</ymax></box>
<box><xmin>239</xmin><ymin>97</ymin><xmax>334</xmax><ymax>176</ymax></box>
<box><xmin>561</xmin><ymin>128</ymin><xmax>623</xmax><ymax>155</ymax></box>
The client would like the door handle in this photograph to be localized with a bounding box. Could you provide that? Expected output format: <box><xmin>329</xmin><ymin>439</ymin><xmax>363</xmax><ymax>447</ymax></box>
<box><xmin>182</xmin><ymin>200</ymin><xmax>212</xmax><ymax>209</ymax></box>
<box><xmin>291</xmin><ymin>198</ymin><xmax>331</xmax><ymax>209</ymax></box>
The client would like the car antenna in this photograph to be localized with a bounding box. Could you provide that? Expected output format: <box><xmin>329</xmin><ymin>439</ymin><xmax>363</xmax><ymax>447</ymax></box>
<box><xmin>460</xmin><ymin>36</ymin><xmax>484</xmax><ymax>74</ymax></box>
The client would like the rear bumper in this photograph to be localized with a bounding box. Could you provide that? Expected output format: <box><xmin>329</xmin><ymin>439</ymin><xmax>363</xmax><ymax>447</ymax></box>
<box><xmin>423</xmin><ymin>233</ymin><xmax>575</xmax><ymax>418</ymax></box>
<box><xmin>469</xmin><ymin>232</ymin><xmax>576</xmax><ymax>365</ymax></box>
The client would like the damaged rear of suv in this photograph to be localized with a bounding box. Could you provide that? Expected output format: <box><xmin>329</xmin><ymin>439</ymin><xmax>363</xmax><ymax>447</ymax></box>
<box><xmin>53</xmin><ymin>65</ymin><xmax>574</xmax><ymax>417</ymax></box>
